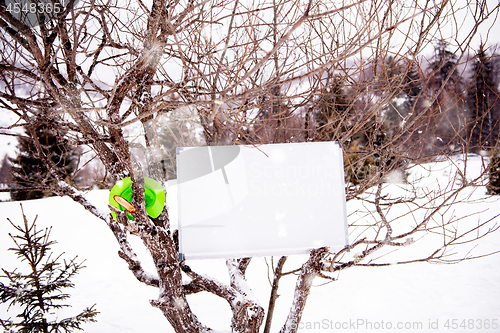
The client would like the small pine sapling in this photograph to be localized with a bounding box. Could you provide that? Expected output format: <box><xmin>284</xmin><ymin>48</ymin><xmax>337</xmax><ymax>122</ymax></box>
<box><xmin>0</xmin><ymin>204</ymin><xmax>98</xmax><ymax>333</ymax></box>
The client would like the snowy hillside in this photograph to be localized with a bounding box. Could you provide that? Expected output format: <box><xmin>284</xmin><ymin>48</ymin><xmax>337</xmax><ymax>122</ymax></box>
<box><xmin>1</xmin><ymin>156</ymin><xmax>499</xmax><ymax>333</ymax></box>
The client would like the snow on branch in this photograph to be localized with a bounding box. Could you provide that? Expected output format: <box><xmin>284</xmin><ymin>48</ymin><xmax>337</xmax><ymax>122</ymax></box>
<box><xmin>279</xmin><ymin>248</ymin><xmax>328</xmax><ymax>333</ymax></box>
<box><xmin>53</xmin><ymin>181</ymin><xmax>110</xmax><ymax>222</ymax></box>
<box><xmin>107</xmin><ymin>217</ymin><xmax>161</xmax><ymax>288</ymax></box>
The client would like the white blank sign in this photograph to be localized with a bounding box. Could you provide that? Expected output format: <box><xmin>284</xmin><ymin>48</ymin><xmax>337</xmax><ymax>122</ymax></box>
<box><xmin>177</xmin><ymin>142</ymin><xmax>348</xmax><ymax>260</ymax></box>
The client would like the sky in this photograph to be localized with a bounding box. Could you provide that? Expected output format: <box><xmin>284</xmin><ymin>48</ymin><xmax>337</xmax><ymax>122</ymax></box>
<box><xmin>452</xmin><ymin>0</ymin><xmax>500</xmax><ymax>48</ymax></box>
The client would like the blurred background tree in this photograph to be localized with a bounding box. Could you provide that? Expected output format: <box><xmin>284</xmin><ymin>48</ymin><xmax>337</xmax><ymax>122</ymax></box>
<box><xmin>8</xmin><ymin>115</ymin><xmax>78</xmax><ymax>201</ymax></box>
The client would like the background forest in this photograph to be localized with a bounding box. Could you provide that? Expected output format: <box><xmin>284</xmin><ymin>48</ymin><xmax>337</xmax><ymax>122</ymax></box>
<box><xmin>2</xmin><ymin>39</ymin><xmax>500</xmax><ymax>197</ymax></box>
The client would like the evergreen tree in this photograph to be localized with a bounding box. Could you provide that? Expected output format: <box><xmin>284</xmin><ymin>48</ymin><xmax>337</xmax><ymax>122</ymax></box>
<box><xmin>487</xmin><ymin>148</ymin><xmax>500</xmax><ymax>195</ymax></box>
<box><xmin>0</xmin><ymin>205</ymin><xmax>98</xmax><ymax>332</ymax></box>
<box><xmin>252</xmin><ymin>84</ymin><xmax>291</xmax><ymax>144</ymax></box>
<box><xmin>429</xmin><ymin>40</ymin><xmax>460</xmax><ymax>88</ymax></box>
<box><xmin>314</xmin><ymin>75</ymin><xmax>386</xmax><ymax>185</ymax></box>
<box><xmin>0</xmin><ymin>156</ymin><xmax>13</xmax><ymax>190</ymax></box>
<box><xmin>9</xmin><ymin>116</ymin><xmax>78</xmax><ymax>201</ymax></box>
<box><xmin>421</xmin><ymin>40</ymin><xmax>466</xmax><ymax>153</ymax></box>
<box><xmin>257</xmin><ymin>85</ymin><xmax>284</xmax><ymax>121</ymax></box>
<box><xmin>467</xmin><ymin>43</ymin><xmax>499</xmax><ymax>151</ymax></box>
<box><xmin>380</xmin><ymin>57</ymin><xmax>421</xmax><ymax>138</ymax></box>
<box><xmin>315</xmin><ymin>76</ymin><xmax>351</xmax><ymax>142</ymax></box>
<box><xmin>402</xmin><ymin>60</ymin><xmax>422</xmax><ymax>107</ymax></box>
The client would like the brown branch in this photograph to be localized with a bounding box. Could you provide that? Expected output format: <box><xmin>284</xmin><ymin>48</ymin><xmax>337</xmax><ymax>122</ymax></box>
<box><xmin>264</xmin><ymin>256</ymin><xmax>287</xmax><ymax>333</ymax></box>
<box><xmin>0</xmin><ymin>92</ymin><xmax>57</xmax><ymax>108</ymax></box>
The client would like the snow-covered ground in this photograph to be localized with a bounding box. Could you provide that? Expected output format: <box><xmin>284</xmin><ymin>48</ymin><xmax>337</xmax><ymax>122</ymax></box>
<box><xmin>1</xmin><ymin>156</ymin><xmax>499</xmax><ymax>333</ymax></box>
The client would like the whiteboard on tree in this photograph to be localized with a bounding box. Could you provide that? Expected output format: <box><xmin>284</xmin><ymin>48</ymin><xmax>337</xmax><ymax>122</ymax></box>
<box><xmin>176</xmin><ymin>141</ymin><xmax>348</xmax><ymax>260</ymax></box>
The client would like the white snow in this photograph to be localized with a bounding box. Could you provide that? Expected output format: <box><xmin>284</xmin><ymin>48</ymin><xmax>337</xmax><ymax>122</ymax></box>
<box><xmin>0</xmin><ymin>156</ymin><xmax>499</xmax><ymax>333</ymax></box>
